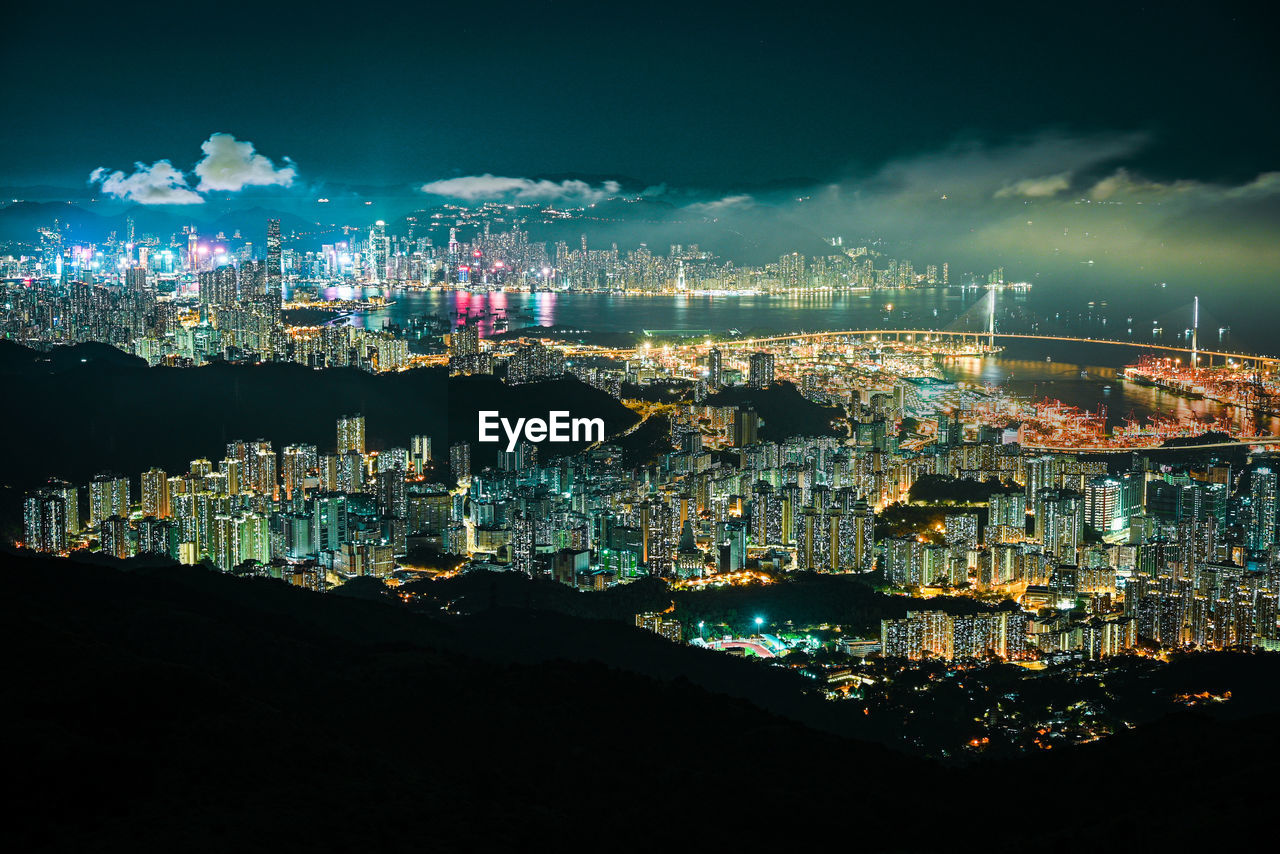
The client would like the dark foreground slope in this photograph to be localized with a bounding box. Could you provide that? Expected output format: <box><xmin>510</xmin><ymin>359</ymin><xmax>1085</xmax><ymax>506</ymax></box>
<box><xmin>0</xmin><ymin>342</ymin><xmax>637</xmax><ymax>491</ymax></box>
<box><xmin>6</xmin><ymin>552</ymin><xmax>1277</xmax><ymax>852</ymax></box>
<box><xmin>6</xmin><ymin>552</ymin><xmax>922</xmax><ymax>851</ymax></box>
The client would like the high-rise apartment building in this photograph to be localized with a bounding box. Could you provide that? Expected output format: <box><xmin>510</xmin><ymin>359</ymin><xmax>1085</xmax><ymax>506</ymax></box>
<box><xmin>89</xmin><ymin>473</ymin><xmax>130</xmax><ymax>527</ymax></box>
<box><xmin>747</xmin><ymin>352</ymin><xmax>774</xmax><ymax>389</ymax></box>
<box><xmin>337</xmin><ymin>413</ymin><xmax>366</xmax><ymax>454</ymax></box>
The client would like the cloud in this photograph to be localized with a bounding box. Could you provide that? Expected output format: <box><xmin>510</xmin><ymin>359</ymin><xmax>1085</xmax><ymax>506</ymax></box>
<box><xmin>1226</xmin><ymin>172</ymin><xmax>1280</xmax><ymax>199</ymax></box>
<box><xmin>686</xmin><ymin>194</ymin><xmax>754</xmax><ymax>215</ymax></box>
<box><xmin>858</xmin><ymin>132</ymin><xmax>1147</xmax><ymax>203</ymax></box>
<box><xmin>419</xmin><ymin>174</ymin><xmax>621</xmax><ymax>204</ymax></box>
<box><xmin>844</xmin><ymin>141</ymin><xmax>1280</xmax><ymax>286</ymax></box>
<box><xmin>622</xmin><ymin>132</ymin><xmax>1280</xmax><ymax>289</ymax></box>
<box><xmin>1088</xmin><ymin>168</ymin><xmax>1198</xmax><ymax>200</ymax></box>
<box><xmin>994</xmin><ymin>173</ymin><xmax>1072</xmax><ymax>198</ymax></box>
<box><xmin>88</xmin><ymin>161</ymin><xmax>204</xmax><ymax>205</ymax></box>
<box><xmin>193</xmin><ymin>133</ymin><xmax>296</xmax><ymax>192</ymax></box>
<box><xmin>88</xmin><ymin>134</ymin><xmax>297</xmax><ymax>204</ymax></box>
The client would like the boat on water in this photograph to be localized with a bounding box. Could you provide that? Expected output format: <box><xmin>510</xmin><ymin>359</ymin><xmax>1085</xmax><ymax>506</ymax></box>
<box><xmin>1046</xmin><ymin>355</ymin><xmax>1052</xmax><ymax>362</ymax></box>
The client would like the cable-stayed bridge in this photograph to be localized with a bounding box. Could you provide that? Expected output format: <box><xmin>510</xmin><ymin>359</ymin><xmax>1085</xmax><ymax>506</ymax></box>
<box><xmin>708</xmin><ymin>288</ymin><xmax>1279</xmax><ymax>368</ymax></box>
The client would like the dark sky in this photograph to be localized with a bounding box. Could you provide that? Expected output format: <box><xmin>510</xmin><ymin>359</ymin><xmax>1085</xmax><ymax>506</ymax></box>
<box><xmin>3</xmin><ymin>0</ymin><xmax>1275</xmax><ymax>189</ymax></box>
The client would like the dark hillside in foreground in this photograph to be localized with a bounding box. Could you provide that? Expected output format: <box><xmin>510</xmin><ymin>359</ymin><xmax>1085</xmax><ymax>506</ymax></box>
<box><xmin>0</xmin><ymin>342</ymin><xmax>638</xmax><ymax>490</ymax></box>
<box><xmin>447</xmin><ymin>372</ymin><xmax>639</xmax><ymax>464</ymax></box>
<box><xmin>6</xmin><ymin>551</ymin><xmax>921</xmax><ymax>851</ymax></box>
<box><xmin>5</xmin><ymin>551</ymin><xmax>1277</xmax><ymax>851</ymax></box>
<box><xmin>705</xmin><ymin>381</ymin><xmax>844</xmax><ymax>440</ymax></box>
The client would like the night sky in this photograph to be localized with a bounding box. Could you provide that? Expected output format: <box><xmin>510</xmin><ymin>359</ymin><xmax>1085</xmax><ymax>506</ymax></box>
<box><xmin>3</xmin><ymin>1</ymin><xmax>1274</xmax><ymax>188</ymax></box>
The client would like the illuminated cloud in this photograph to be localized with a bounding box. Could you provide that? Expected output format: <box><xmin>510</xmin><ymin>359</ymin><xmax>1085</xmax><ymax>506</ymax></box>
<box><xmin>88</xmin><ymin>134</ymin><xmax>297</xmax><ymax>203</ymax></box>
<box><xmin>686</xmin><ymin>194</ymin><xmax>754</xmax><ymax>215</ymax></box>
<box><xmin>994</xmin><ymin>173</ymin><xmax>1072</xmax><ymax>198</ymax></box>
<box><xmin>420</xmin><ymin>174</ymin><xmax>621</xmax><ymax>204</ymax></box>
<box><xmin>860</xmin><ymin>132</ymin><xmax>1147</xmax><ymax>202</ymax></box>
<box><xmin>1088</xmin><ymin>168</ymin><xmax>1198</xmax><ymax>200</ymax></box>
<box><xmin>645</xmin><ymin>133</ymin><xmax>1280</xmax><ymax>288</ymax></box>
<box><xmin>193</xmin><ymin>133</ymin><xmax>296</xmax><ymax>192</ymax></box>
<box><xmin>1227</xmin><ymin>171</ymin><xmax>1280</xmax><ymax>198</ymax></box>
<box><xmin>88</xmin><ymin>161</ymin><xmax>204</xmax><ymax>205</ymax></box>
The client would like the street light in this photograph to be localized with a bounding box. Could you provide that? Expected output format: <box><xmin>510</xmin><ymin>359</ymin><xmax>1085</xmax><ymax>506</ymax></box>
<box><xmin>755</xmin><ymin>616</ymin><xmax>764</xmax><ymax>636</ymax></box>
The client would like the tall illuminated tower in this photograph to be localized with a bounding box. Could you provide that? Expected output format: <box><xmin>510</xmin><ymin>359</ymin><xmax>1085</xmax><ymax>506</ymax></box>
<box><xmin>1248</xmin><ymin>467</ymin><xmax>1277</xmax><ymax>552</ymax></box>
<box><xmin>748</xmin><ymin>352</ymin><xmax>774</xmax><ymax>389</ymax></box>
<box><xmin>369</xmin><ymin>220</ymin><xmax>388</xmax><ymax>283</ymax></box>
<box><xmin>23</xmin><ymin>489</ymin><xmax>68</xmax><ymax>553</ymax></box>
<box><xmin>187</xmin><ymin>229</ymin><xmax>199</xmax><ymax>272</ymax></box>
<box><xmin>410</xmin><ymin>435</ymin><xmax>432</xmax><ymax>472</ymax></box>
<box><xmin>89</xmin><ymin>473</ymin><xmax>130</xmax><ymax>527</ymax></box>
<box><xmin>337</xmin><ymin>413</ymin><xmax>366</xmax><ymax>454</ymax></box>
<box><xmin>707</xmin><ymin>348</ymin><xmax>723</xmax><ymax>389</ymax></box>
<box><xmin>141</xmin><ymin>467</ymin><xmax>171</xmax><ymax>518</ymax></box>
<box><xmin>266</xmin><ymin>218</ymin><xmax>282</xmax><ymax>293</ymax></box>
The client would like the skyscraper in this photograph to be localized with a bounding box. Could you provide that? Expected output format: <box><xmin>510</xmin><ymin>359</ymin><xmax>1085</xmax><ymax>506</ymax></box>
<box><xmin>313</xmin><ymin>492</ymin><xmax>349</xmax><ymax>553</ymax></box>
<box><xmin>732</xmin><ymin>405</ymin><xmax>759</xmax><ymax>447</ymax></box>
<box><xmin>45</xmin><ymin>479</ymin><xmax>79</xmax><ymax>536</ymax></box>
<box><xmin>989</xmin><ymin>492</ymin><xmax>1027</xmax><ymax>528</ymax></box>
<box><xmin>266</xmin><ymin>218</ymin><xmax>282</xmax><ymax>293</ymax></box>
<box><xmin>1035</xmin><ymin>489</ymin><xmax>1084</xmax><ymax>561</ymax></box>
<box><xmin>945</xmin><ymin>513</ymin><xmax>979</xmax><ymax>550</ymax></box>
<box><xmin>89</xmin><ymin>473</ymin><xmax>130</xmax><ymax>527</ymax></box>
<box><xmin>99</xmin><ymin>515</ymin><xmax>132</xmax><ymax>559</ymax></box>
<box><xmin>125</xmin><ymin>267</ymin><xmax>147</xmax><ymax>292</ymax></box>
<box><xmin>450</xmin><ymin>442</ymin><xmax>471</xmax><ymax>482</ymax></box>
<box><xmin>369</xmin><ymin>220</ymin><xmax>388</xmax><ymax>283</ymax></box>
<box><xmin>748</xmin><ymin>352</ymin><xmax>775</xmax><ymax>389</ymax></box>
<box><xmin>707</xmin><ymin>348</ymin><xmax>722</xmax><ymax>389</ymax></box>
<box><xmin>851</xmin><ymin>497</ymin><xmax>875</xmax><ymax>571</ymax></box>
<box><xmin>141</xmin><ymin>467</ymin><xmax>170</xmax><ymax>518</ymax></box>
<box><xmin>410</xmin><ymin>434</ymin><xmax>432</xmax><ymax>473</ymax></box>
<box><xmin>1247</xmin><ymin>467</ymin><xmax>1277</xmax><ymax>552</ymax></box>
<box><xmin>339</xmin><ymin>449</ymin><xmax>365</xmax><ymax>493</ymax></box>
<box><xmin>337</xmin><ymin>414</ymin><xmax>366</xmax><ymax>454</ymax></box>
<box><xmin>282</xmin><ymin>444</ymin><xmax>316</xmax><ymax>503</ymax></box>
<box><xmin>1085</xmin><ymin>477</ymin><xmax>1121</xmax><ymax>534</ymax></box>
<box><xmin>23</xmin><ymin>488</ymin><xmax>67</xmax><ymax>553</ymax></box>
<box><xmin>137</xmin><ymin>516</ymin><xmax>178</xmax><ymax>559</ymax></box>
<box><xmin>449</xmin><ymin>322</ymin><xmax>480</xmax><ymax>360</ymax></box>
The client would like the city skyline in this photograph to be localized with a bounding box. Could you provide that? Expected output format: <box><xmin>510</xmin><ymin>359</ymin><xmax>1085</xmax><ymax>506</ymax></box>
<box><xmin>4</xmin><ymin>3</ymin><xmax>1278</xmax><ymax>848</ymax></box>
<box><xmin>4</xmin><ymin>4</ymin><xmax>1279</xmax><ymax>289</ymax></box>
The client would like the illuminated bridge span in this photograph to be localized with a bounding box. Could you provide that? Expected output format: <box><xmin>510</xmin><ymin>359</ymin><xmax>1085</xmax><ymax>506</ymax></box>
<box><xmin>1020</xmin><ymin>438</ymin><xmax>1280</xmax><ymax>454</ymax></box>
<box><xmin>704</xmin><ymin>330</ymin><xmax>1280</xmax><ymax>368</ymax></box>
